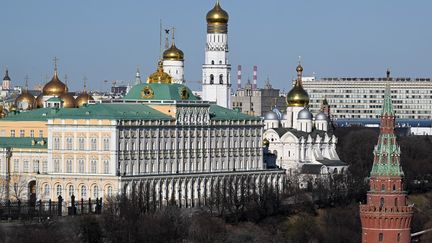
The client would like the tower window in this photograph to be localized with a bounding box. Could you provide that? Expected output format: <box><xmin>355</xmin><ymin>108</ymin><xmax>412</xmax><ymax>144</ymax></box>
<box><xmin>219</xmin><ymin>60</ymin><xmax>222</xmax><ymax>64</ymax></box>
<box><xmin>381</xmin><ymin>184</ymin><xmax>385</xmax><ymax>191</ymax></box>
<box><xmin>211</xmin><ymin>60</ymin><xmax>215</xmax><ymax>65</ymax></box>
<box><xmin>379</xmin><ymin>233</ymin><xmax>383</xmax><ymax>241</ymax></box>
<box><xmin>219</xmin><ymin>74</ymin><xmax>223</xmax><ymax>84</ymax></box>
<box><xmin>380</xmin><ymin>197</ymin><xmax>384</xmax><ymax>208</ymax></box>
<box><xmin>210</xmin><ymin>74</ymin><xmax>214</xmax><ymax>84</ymax></box>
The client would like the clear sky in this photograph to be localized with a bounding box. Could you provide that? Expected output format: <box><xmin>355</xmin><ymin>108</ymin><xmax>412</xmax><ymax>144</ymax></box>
<box><xmin>1</xmin><ymin>0</ymin><xmax>431</xmax><ymax>92</ymax></box>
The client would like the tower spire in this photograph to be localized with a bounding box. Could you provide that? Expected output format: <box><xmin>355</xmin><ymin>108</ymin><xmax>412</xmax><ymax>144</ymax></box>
<box><xmin>135</xmin><ymin>66</ymin><xmax>142</xmax><ymax>85</ymax></box>
<box><xmin>83</xmin><ymin>76</ymin><xmax>87</xmax><ymax>92</ymax></box>
<box><xmin>164</xmin><ymin>28</ymin><xmax>170</xmax><ymax>50</ymax></box>
<box><xmin>24</xmin><ymin>75</ymin><xmax>29</xmax><ymax>92</ymax></box>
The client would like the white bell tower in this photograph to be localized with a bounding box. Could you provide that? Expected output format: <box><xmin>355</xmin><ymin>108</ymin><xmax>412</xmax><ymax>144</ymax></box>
<box><xmin>202</xmin><ymin>1</ymin><xmax>231</xmax><ymax>109</ymax></box>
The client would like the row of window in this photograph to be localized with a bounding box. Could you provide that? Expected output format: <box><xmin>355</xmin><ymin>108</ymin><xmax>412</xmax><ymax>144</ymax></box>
<box><xmin>3</xmin><ymin>129</ymin><xmax>44</xmax><ymax>138</ymax></box>
<box><xmin>43</xmin><ymin>184</ymin><xmax>113</xmax><ymax>200</ymax></box>
<box><xmin>12</xmin><ymin>159</ymin><xmax>47</xmax><ymax>173</ymax></box>
<box><xmin>53</xmin><ymin>159</ymin><xmax>110</xmax><ymax>174</ymax></box>
<box><xmin>53</xmin><ymin>137</ymin><xmax>110</xmax><ymax>151</ymax></box>
<box><xmin>121</xmin><ymin>139</ymin><xmax>259</xmax><ymax>151</ymax></box>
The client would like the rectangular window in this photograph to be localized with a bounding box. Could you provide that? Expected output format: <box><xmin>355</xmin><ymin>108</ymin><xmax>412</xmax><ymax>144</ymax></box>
<box><xmin>10</xmin><ymin>130</ymin><xmax>15</xmax><ymax>137</ymax></box>
<box><xmin>79</xmin><ymin>160</ymin><xmax>85</xmax><ymax>173</ymax></box>
<box><xmin>54</xmin><ymin>159</ymin><xmax>60</xmax><ymax>173</ymax></box>
<box><xmin>66</xmin><ymin>137</ymin><xmax>73</xmax><ymax>150</ymax></box>
<box><xmin>13</xmin><ymin>159</ymin><xmax>19</xmax><ymax>172</ymax></box>
<box><xmin>30</xmin><ymin>130</ymin><xmax>34</xmax><ymax>138</ymax></box>
<box><xmin>39</xmin><ymin>130</ymin><xmax>43</xmax><ymax>138</ymax></box>
<box><xmin>379</xmin><ymin>233</ymin><xmax>383</xmax><ymax>241</ymax></box>
<box><xmin>79</xmin><ymin>138</ymin><xmax>85</xmax><ymax>150</ymax></box>
<box><xmin>91</xmin><ymin>160</ymin><xmax>97</xmax><ymax>174</ymax></box>
<box><xmin>54</xmin><ymin>137</ymin><xmax>60</xmax><ymax>150</ymax></box>
<box><xmin>19</xmin><ymin>130</ymin><xmax>25</xmax><ymax>137</ymax></box>
<box><xmin>103</xmin><ymin>160</ymin><xmax>109</xmax><ymax>174</ymax></box>
<box><xmin>23</xmin><ymin>160</ymin><xmax>29</xmax><ymax>172</ymax></box>
<box><xmin>42</xmin><ymin>161</ymin><xmax>47</xmax><ymax>173</ymax></box>
<box><xmin>103</xmin><ymin>138</ymin><xmax>109</xmax><ymax>151</ymax></box>
<box><xmin>33</xmin><ymin>160</ymin><xmax>39</xmax><ymax>173</ymax></box>
<box><xmin>91</xmin><ymin>138</ymin><xmax>97</xmax><ymax>151</ymax></box>
<box><xmin>66</xmin><ymin>160</ymin><xmax>73</xmax><ymax>173</ymax></box>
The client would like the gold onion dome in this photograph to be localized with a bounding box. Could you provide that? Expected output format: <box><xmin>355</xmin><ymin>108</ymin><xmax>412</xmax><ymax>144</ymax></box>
<box><xmin>286</xmin><ymin>64</ymin><xmax>309</xmax><ymax>107</ymax></box>
<box><xmin>36</xmin><ymin>93</ymin><xmax>44</xmax><ymax>108</ymax></box>
<box><xmin>42</xmin><ymin>70</ymin><xmax>67</xmax><ymax>96</ymax></box>
<box><xmin>147</xmin><ymin>61</ymin><xmax>172</xmax><ymax>84</ymax></box>
<box><xmin>206</xmin><ymin>1</ymin><xmax>229</xmax><ymax>24</ymax></box>
<box><xmin>163</xmin><ymin>43</ymin><xmax>184</xmax><ymax>61</ymax></box>
<box><xmin>15</xmin><ymin>90</ymin><xmax>36</xmax><ymax>111</ymax></box>
<box><xmin>76</xmin><ymin>92</ymin><xmax>94</xmax><ymax>108</ymax></box>
<box><xmin>59</xmin><ymin>93</ymin><xmax>76</xmax><ymax>108</ymax></box>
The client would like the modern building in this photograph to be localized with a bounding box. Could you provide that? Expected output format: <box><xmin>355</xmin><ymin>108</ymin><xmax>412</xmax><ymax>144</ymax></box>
<box><xmin>232</xmin><ymin>78</ymin><xmax>286</xmax><ymax>117</ymax></box>
<box><xmin>202</xmin><ymin>1</ymin><xmax>232</xmax><ymax>109</ymax></box>
<box><xmin>301</xmin><ymin>71</ymin><xmax>432</xmax><ymax>119</ymax></box>
<box><xmin>263</xmin><ymin>64</ymin><xmax>347</xmax><ymax>188</ymax></box>
<box><xmin>359</xmin><ymin>82</ymin><xmax>413</xmax><ymax>243</ymax></box>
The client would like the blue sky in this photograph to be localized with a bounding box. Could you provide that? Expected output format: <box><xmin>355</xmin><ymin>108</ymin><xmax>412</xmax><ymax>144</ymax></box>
<box><xmin>1</xmin><ymin>0</ymin><xmax>431</xmax><ymax>92</ymax></box>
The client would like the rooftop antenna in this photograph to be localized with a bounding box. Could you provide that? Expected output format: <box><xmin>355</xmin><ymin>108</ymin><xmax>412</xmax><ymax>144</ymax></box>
<box><xmin>24</xmin><ymin>75</ymin><xmax>29</xmax><ymax>91</ymax></box>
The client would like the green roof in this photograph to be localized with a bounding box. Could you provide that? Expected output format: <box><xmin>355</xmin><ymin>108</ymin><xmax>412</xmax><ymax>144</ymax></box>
<box><xmin>47</xmin><ymin>97</ymin><xmax>62</xmax><ymax>102</ymax></box>
<box><xmin>382</xmin><ymin>82</ymin><xmax>394</xmax><ymax>116</ymax></box>
<box><xmin>124</xmin><ymin>83</ymin><xmax>198</xmax><ymax>101</ymax></box>
<box><xmin>209</xmin><ymin>105</ymin><xmax>261</xmax><ymax>121</ymax></box>
<box><xmin>0</xmin><ymin>137</ymin><xmax>47</xmax><ymax>149</ymax></box>
<box><xmin>2</xmin><ymin>103</ymin><xmax>173</xmax><ymax>121</ymax></box>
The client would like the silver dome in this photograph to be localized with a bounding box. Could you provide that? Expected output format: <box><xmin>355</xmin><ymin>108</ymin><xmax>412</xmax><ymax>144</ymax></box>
<box><xmin>297</xmin><ymin>108</ymin><xmax>313</xmax><ymax>120</ymax></box>
<box><xmin>315</xmin><ymin>112</ymin><xmax>327</xmax><ymax>121</ymax></box>
<box><xmin>264</xmin><ymin>111</ymin><xmax>278</xmax><ymax>120</ymax></box>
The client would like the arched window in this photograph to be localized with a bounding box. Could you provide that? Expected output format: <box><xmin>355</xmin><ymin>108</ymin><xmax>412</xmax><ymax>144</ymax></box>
<box><xmin>219</xmin><ymin>60</ymin><xmax>222</xmax><ymax>64</ymax></box>
<box><xmin>379</xmin><ymin>233</ymin><xmax>383</xmax><ymax>241</ymax></box>
<box><xmin>69</xmin><ymin>185</ymin><xmax>74</xmax><ymax>197</ymax></box>
<box><xmin>219</xmin><ymin>74</ymin><xmax>223</xmax><ymax>84</ymax></box>
<box><xmin>81</xmin><ymin>186</ymin><xmax>87</xmax><ymax>199</ymax></box>
<box><xmin>211</xmin><ymin>60</ymin><xmax>215</xmax><ymax>65</ymax></box>
<box><xmin>393</xmin><ymin>184</ymin><xmax>396</xmax><ymax>191</ymax></box>
<box><xmin>107</xmin><ymin>186</ymin><xmax>113</xmax><ymax>197</ymax></box>
<box><xmin>44</xmin><ymin>184</ymin><xmax>50</xmax><ymax>197</ymax></box>
<box><xmin>210</xmin><ymin>74</ymin><xmax>214</xmax><ymax>84</ymax></box>
<box><xmin>381</xmin><ymin>184</ymin><xmax>385</xmax><ymax>191</ymax></box>
<box><xmin>380</xmin><ymin>197</ymin><xmax>384</xmax><ymax>208</ymax></box>
<box><xmin>56</xmin><ymin>185</ymin><xmax>62</xmax><ymax>196</ymax></box>
<box><xmin>93</xmin><ymin>185</ymin><xmax>99</xmax><ymax>199</ymax></box>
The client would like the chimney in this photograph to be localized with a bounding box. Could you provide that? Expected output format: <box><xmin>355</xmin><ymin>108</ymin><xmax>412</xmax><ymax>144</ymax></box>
<box><xmin>253</xmin><ymin>65</ymin><xmax>257</xmax><ymax>90</ymax></box>
<box><xmin>237</xmin><ymin>65</ymin><xmax>242</xmax><ymax>90</ymax></box>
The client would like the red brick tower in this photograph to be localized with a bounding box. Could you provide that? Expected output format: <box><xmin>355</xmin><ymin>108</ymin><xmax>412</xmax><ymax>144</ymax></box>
<box><xmin>359</xmin><ymin>70</ymin><xmax>413</xmax><ymax>243</ymax></box>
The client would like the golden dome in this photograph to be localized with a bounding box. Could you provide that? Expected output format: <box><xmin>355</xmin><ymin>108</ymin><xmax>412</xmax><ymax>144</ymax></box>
<box><xmin>59</xmin><ymin>93</ymin><xmax>76</xmax><ymax>108</ymax></box>
<box><xmin>36</xmin><ymin>93</ymin><xmax>44</xmax><ymax>108</ymax></box>
<box><xmin>206</xmin><ymin>1</ymin><xmax>229</xmax><ymax>24</ymax></box>
<box><xmin>15</xmin><ymin>90</ymin><xmax>36</xmax><ymax>110</ymax></box>
<box><xmin>286</xmin><ymin>64</ymin><xmax>309</xmax><ymax>107</ymax></box>
<box><xmin>147</xmin><ymin>61</ymin><xmax>173</xmax><ymax>84</ymax></box>
<box><xmin>0</xmin><ymin>105</ymin><xmax>5</xmax><ymax>118</ymax></box>
<box><xmin>76</xmin><ymin>92</ymin><xmax>94</xmax><ymax>108</ymax></box>
<box><xmin>263</xmin><ymin>138</ymin><xmax>270</xmax><ymax>147</ymax></box>
<box><xmin>163</xmin><ymin>43</ymin><xmax>184</xmax><ymax>61</ymax></box>
<box><xmin>42</xmin><ymin>70</ymin><xmax>67</xmax><ymax>96</ymax></box>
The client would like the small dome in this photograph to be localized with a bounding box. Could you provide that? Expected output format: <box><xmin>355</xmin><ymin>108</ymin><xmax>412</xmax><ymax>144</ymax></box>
<box><xmin>316</xmin><ymin>112</ymin><xmax>327</xmax><ymax>121</ymax></box>
<box><xmin>147</xmin><ymin>61</ymin><xmax>173</xmax><ymax>84</ymax></box>
<box><xmin>76</xmin><ymin>92</ymin><xmax>94</xmax><ymax>108</ymax></box>
<box><xmin>163</xmin><ymin>43</ymin><xmax>184</xmax><ymax>61</ymax></box>
<box><xmin>43</xmin><ymin>70</ymin><xmax>67</xmax><ymax>96</ymax></box>
<box><xmin>298</xmin><ymin>108</ymin><xmax>312</xmax><ymax>120</ymax></box>
<box><xmin>206</xmin><ymin>1</ymin><xmax>229</xmax><ymax>24</ymax></box>
<box><xmin>59</xmin><ymin>93</ymin><xmax>76</xmax><ymax>108</ymax></box>
<box><xmin>15</xmin><ymin>90</ymin><xmax>36</xmax><ymax>110</ymax></box>
<box><xmin>36</xmin><ymin>93</ymin><xmax>44</xmax><ymax>108</ymax></box>
<box><xmin>264</xmin><ymin>111</ymin><xmax>278</xmax><ymax>120</ymax></box>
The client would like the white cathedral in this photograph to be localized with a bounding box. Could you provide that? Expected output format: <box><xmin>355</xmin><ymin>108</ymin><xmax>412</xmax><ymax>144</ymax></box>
<box><xmin>263</xmin><ymin>64</ymin><xmax>348</xmax><ymax>185</ymax></box>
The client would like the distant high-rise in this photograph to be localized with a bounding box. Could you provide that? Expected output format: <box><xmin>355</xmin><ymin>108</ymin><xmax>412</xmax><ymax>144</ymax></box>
<box><xmin>202</xmin><ymin>0</ymin><xmax>231</xmax><ymax>109</ymax></box>
<box><xmin>359</xmin><ymin>75</ymin><xmax>413</xmax><ymax>243</ymax></box>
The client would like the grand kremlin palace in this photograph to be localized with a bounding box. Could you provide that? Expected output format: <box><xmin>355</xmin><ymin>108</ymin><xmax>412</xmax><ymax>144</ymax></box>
<box><xmin>0</xmin><ymin>62</ymin><xmax>284</xmax><ymax>205</ymax></box>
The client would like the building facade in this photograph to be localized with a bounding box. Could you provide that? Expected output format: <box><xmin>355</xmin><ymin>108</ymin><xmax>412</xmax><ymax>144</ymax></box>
<box><xmin>301</xmin><ymin>72</ymin><xmax>432</xmax><ymax>119</ymax></box>
<box><xmin>359</xmin><ymin>82</ymin><xmax>413</xmax><ymax>243</ymax></box>
<box><xmin>232</xmin><ymin>78</ymin><xmax>286</xmax><ymax>117</ymax></box>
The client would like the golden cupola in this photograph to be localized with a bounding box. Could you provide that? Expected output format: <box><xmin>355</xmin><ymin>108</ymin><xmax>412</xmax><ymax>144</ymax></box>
<box><xmin>286</xmin><ymin>63</ymin><xmax>310</xmax><ymax>107</ymax></box>
<box><xmin>147</xmin><ymin>61</ymin><xmax>173</xmax><ymax>84</ymax></box>
<box><xmin>206</xmin><ymin>0</ymin><xmax>229</xmax><ymax>33</ymax></box>
<box><xmin>59</xmin><ymin>93</ymin><xmax>76</xmax><ymax>108</ymax></box>
<box><xmin>42</xmin><ymin>68</ymin><xmax>67</xmax><ymax>96</ymax></box>
<box><xmin>15</xmin><ymin>80</ymin><xmax>36</xmax><ymax>111</ymax></box>
<box><xmin>163</xmin><ymin>42</ymin><xmax>184</xmax><ymax>61</ymax></box>
<box><xmin>76</xmin><ymin>81</ymin><xmax>94</xmax><ymax>108</ymax></box>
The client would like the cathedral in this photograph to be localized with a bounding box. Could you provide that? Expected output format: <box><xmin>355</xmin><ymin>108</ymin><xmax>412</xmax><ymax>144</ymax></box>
<box><xmin>263</xmin><ymin>63</ymin><xmax>348</xmax><ymax>187</ymax></box>
<box><xmin>0</xmin><ymin>1</ymin><xmax>283</xmax><ymax>206</ymax></box>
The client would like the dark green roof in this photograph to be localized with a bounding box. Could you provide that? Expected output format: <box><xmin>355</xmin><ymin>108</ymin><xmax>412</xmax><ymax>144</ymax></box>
<box><xmin>47</xmin><ymin>97</ymin><xmax>62</xmax><ymax>102</ymax></box>
<box><xmin>0</xmin><ymin>137</ymin><xmax>47</xmax><ymax>149</ymax></box>
<box><xmin>124</xmin><ymin>83</ymin><xmax>198</xmax><ymax>101</ymax></box>
<box><xmin>209</xmin><ymin>105</ymin><xmax>261</xmax><ymax>121</ymax></box>
<box><xmin>2</xmin><ymin>103</ymin><xmax>173</xmax><ymax>121</ymax></box>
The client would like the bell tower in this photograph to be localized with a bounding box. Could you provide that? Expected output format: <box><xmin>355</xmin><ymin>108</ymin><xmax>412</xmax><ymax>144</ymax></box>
<box><xmin>359</xmin><ymin>70</ymin><xmax>413</xmax><ymax>243</ymax></box>
<box><xmin>202</xmin><ymin>0</ymin><xmax>231</xmax><ymax>108</ymax></box>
